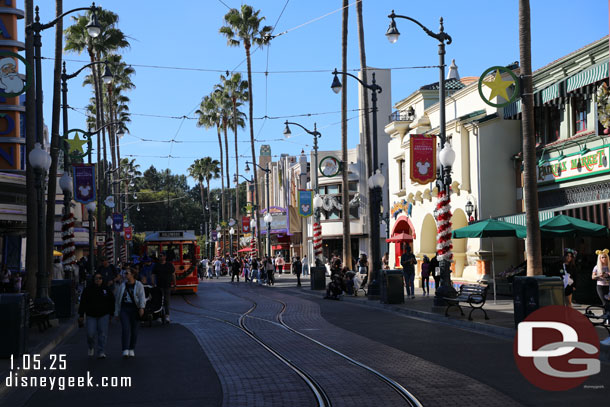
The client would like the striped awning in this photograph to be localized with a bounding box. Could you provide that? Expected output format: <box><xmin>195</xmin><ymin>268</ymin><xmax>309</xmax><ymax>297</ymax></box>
<box><xmin>497</xmin><ymin>209</ymin><xmax>555</xmax><ymax>227</ymax></box>
<box><xmin>566</xmin><ymin>61</ymin><xmax>609</xmax><ymax>93</ymax></box>
<box><xmin>503</xmin><ymin>100</ymin><xmax>521</xmax><ymax>119</ymax></box>
<box><xmin>541</xmin><ymin>83</ymin><xmax>560</xmax><ymax>104</ymax></box>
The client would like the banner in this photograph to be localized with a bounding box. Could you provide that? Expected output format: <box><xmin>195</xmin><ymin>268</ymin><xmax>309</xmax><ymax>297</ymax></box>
<box><xmin>72</xmin><ymin>164</ymin><xmax>96</xmax><ymax>204</ymax></box>
<box><xmin>242</xmin><ymin>216</ymin><xmax>251</xmax><ymax>233</ymax></box>
<box><xmin>298</xmin><ymin>189</ymin><xmax>314</xmax><ymax>217</ymax></box>
<box><xmin>211</xmin><ymin>230</ymin><xmax>218</xmax><ymax>242</ymax></box>
<box><xmin>124</xmin><ymin>226</ymin><xmax>133</xmax><ymax>241</ymax></box>
<box><xmin>112</xmin><ymin>213</ymin><xmax>123</xmax><ymax>232</ymax></box>
<box><xmin>410</xmin><ymin>134</ymin><xmax>436</xmax><ymax>185</ymax></box>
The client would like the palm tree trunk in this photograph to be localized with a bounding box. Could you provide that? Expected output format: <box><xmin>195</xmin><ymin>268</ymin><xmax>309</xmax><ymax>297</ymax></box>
<box><xmin>341</xmin><ymin>0</ymin><xmax>352</xmax><ymax>268</ymax></box>
<box><xmin>45</xmin><ymin>0</ymin><xmax>63</xmax><ymax>277</ymax></box>
<box><xmin>356</xmin><ymin>0</ymin><xmax>373</xmax><ymax>269</ymax></box>
<box><xmin>25</xmin><ymin>0</ymin><xmax>37</xmax><ymax>296</ymax></box>
<box><xmin>206</xmin><ymin>178</ymin><xmax>212</xmax><ymax>256</ymax></box>
<box><xmin>519</xmin><ymin>0</ymin><xmax>542</xmax><ymax>276</ymax></box>
<box><xmin>223</xmin><ymin>121</ymin><xmax>230</xmax><ymax>219</ymax></box>
<box><xmin>233</xmin><ymin>99</ymin><xmax>240</xmax><ymax>222</ymax></box>
<box><xmin>217</xmin><ymin>126</ymin><xmax>226</xmax><ymax>253</ymax></box>
<box><xmin>245</xmin><ymin>43</ymin><xmax>262</xmax><ymax>256</ymax></box>
<box><xmin>88</xmin><ymin>48</ymin><xmax>103</xmax><ymax>255</ymax></box>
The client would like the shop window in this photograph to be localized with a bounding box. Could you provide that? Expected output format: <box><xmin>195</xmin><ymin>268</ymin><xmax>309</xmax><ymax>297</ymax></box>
<box><xmin>573</xmin><ymin>96</ymin><xmax>588</xmax><ymax>133</ymax></box>
<box><xmin>398</xmin><ymin>159</ymin><xmax>406</xmax><ymax>190</ymax></box>
<box><xmin>545</xmin><ymin>108</ymin><xmax>560</xmax><ymax>143</ymax></box>
<box><xmin>349</xmin><ymin>181</ymin><xmax>358</xmax><ymax>192</ymax></box>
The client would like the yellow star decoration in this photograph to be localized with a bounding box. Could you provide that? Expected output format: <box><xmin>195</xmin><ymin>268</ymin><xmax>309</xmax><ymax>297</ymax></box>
<box><xmin>483</xmin><ymin>69</ymin><xmax>514</xmax><ymax>102</ymax></box>
<box><xmin>66</xmin><ymin>132</ymin><xmax>87</xmax><ymax>154</ymax></box>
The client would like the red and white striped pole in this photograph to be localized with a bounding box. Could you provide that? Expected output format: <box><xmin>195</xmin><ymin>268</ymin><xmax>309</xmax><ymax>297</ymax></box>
<box><xmin>313</xmin><ymin>222</ymin><xmax>322</xmax><ymax>260</ymax></box>
<box><xmin>61</xmin><ymin>212</ymin><xmax>76</xmax><ymax>278</ymax></box>
<box><xmin>435</xmin><ymin>190</ymin><xmax>453</xmax><ymax>262</ymax></box>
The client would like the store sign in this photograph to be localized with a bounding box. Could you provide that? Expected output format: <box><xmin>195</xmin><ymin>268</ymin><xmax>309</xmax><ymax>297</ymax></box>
<box><xmin>261</xmin><ymin>206</ymin><xmax>288</xmax><ymax>234</ymax></box>
<box><xmin>410</xmin><ymin>134</ymin><xmax>436</xmax><ymax>184</ymax></box>
<box><xmin>537</xmin><ymin>146</ymin><xmax>610</xmax><ymax>184</ymax></box>
<box><xmin>159</xmin><ymin>231</ymin><xmax>184</xmax><ymax>238</ymax></box>
<box><xmin>95</xmin><ymin>233</ymin><xmax>106</xmax><ymax>246</ymax></box>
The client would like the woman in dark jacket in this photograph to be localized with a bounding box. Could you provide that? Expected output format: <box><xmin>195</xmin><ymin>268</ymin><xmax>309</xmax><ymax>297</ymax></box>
<box><xmin>78</xmin><ymin>272</ymin><xmax>115</xmax><ymax>359</ymax></box>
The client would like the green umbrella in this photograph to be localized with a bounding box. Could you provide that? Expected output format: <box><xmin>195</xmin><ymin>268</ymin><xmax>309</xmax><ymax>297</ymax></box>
<box><xmin>453</xmin><ymin>219</ymin><xmax>527</xmax><ymax>303</ymax></box>
<box><xmin>539</xmin><ymin>214</ymin><xmax>609</xmax><ymax>237</ymax></box>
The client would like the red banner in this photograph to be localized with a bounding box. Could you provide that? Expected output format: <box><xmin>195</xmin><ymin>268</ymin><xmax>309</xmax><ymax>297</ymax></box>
<box><xmin>124</xmin><ymin>226</ymin><xmax>133</xmax><ymax>241</ymax></box>
<box><xmin>410</xmin><ymin>134</ymin><xmax>436</xmax><ymax>185</ymax></box>
<box><xmin>242</xmin><ymin>216</ymin><xmax>251</xmax><ymax>233</ymax></box>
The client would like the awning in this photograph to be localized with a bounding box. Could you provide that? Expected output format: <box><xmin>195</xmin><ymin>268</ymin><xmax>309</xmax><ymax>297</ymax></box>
<box><xmin>496</xmin><ymin>209</ymin><xmax>555</xmax><ymax>227</ymax></box>
<box><xmin>237</xmin><ymin>247</ymin><xmax>251</xmax><ymax>253</ymax></box>
<box><xmin>386</xmin><ymin>232</ymin><xmax>414</xmax><ymax>243</ymax></box>
<box><xmin>503</xmin><ymin>100</ymin><xmax>521</xmax><ymax>119</ymax></box>
<box><xmin>566</xmin><ymin>61</ymin><xmax>609</xmax><ymax>93</ymax></box>
<box><xmin>272</xmin><ymin>244</ymin><xmax>288</xmax><ymax>250</ymax></box>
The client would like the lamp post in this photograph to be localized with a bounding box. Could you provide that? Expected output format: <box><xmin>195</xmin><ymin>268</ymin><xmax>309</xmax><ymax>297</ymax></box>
<box><xmin>245</xmin><ymin>161</ymin><xmax>271</xmax><ymax>256</ymax></box>
<box><xmin>229</xmin><ymin>227</ymin><xmax>235</xmax><ymax>257</ymax></box>
<box><xmin>381</xmin><ymin>210</ymin><xmax>390</xmax><ymax>253</ymax></box>
<box><xmin>216</xmin><ymin>224</ymin><xmax>222</xmax><ymax>257</ymax></box>
<box><xmin>387</xmin><ymin>10</ymin><xmax>457</xmax><ymax>303</ymax></box>
<box><xmin>330</xmin><ymin>69</ymin><xmax>383</xmax><ymax>299</ymax></box>
<box><xmin>29</xmin><ymin>143</ymin><xmax>53</xmax><ymax>309</ymax></box>
<box><xmin>465</xmin><ymin>197</ymin><xmax>476</xmax><ymax>224</ymax></box>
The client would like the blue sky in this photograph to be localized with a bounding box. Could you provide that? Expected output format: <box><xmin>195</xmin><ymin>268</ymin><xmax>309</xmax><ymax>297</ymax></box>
<box><xmin>30</xmin><ymin>0</ymin><xmax>608</xmax><ymax>189</ymax></box>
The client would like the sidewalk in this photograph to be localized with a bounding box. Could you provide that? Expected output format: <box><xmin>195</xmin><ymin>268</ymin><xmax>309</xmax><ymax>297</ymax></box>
<box><xmin>269</xmin><ymin>273</ymin><xmax>610</xmax><ymax>362</ymax></box>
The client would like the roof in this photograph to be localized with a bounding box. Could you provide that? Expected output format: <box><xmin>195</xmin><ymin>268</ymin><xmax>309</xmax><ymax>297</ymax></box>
<box><xmin>419</xmin><ymin>78</ymin><xmax>465</xmax><ymax>91</ymax></box>
<box><xmin>534</xmin><ymin>36</ymin><xmax>609</xmax><ymax>74</ymax></box>
<box><xmin>460</xmin><ymin>76</ymin><xmax>479</xmax><ymax>86</ymax></box>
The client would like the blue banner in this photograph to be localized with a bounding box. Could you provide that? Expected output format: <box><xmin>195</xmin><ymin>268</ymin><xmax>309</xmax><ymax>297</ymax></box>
<box><xmin>298</xmin><ymin>189</ymin><xmax>313</xmax><ymax>217</ymax></box>
<box><xmin>72</xmin><ymin>164</ymin><xmax>96</xmax><ymax>204</ymax></box>
<box><xmin>211</xmin><ymin>230</ymin><xmax>218</xmax><ymax>242</ymax></box>
<box><xmin>112</xmin><ymin>213</ymin><xmax>123</xmax><ymax>232</ymax></box>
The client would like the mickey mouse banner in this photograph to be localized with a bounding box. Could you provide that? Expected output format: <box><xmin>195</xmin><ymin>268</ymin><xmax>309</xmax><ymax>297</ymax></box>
<box><xmin>72</xmin><ymin>164</ymin><xmax>96</xmax><ymax>204</ymax></box>
<box><xmin>410</xmin><ymin>134</ymin><xmax>436</xmax><ymax>185</ymax></box>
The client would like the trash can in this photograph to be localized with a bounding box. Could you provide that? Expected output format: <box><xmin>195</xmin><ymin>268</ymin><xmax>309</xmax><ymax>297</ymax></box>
<box><xmin>513</xmin><ymin>276</ymin><xmax>564</xmax><ymax>327</ymax></box>
<box><xmin>310</xmin><ymin>266</ymin><xmax>326</xmax><ymax>290</ymax></box>
<box><xmin>380</xmin><ymin>270</ymin><xmax>404</xmax><ymax>304</ymax></box>
<box><xmin>0</xmin><ymin>293</ymin><xmax>29</xmax><ymax>357</ymax></box>
<box><xmin>50</xmin><ymin>279</ymin><xmax>73</xmax><ymax>318</ymax></box>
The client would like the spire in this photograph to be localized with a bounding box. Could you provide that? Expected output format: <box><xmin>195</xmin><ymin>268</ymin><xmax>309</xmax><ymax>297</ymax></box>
<box><xmin>447</xmin><ymin>59</ymin><xmax>460</xmax><ymax>81</ymax></box>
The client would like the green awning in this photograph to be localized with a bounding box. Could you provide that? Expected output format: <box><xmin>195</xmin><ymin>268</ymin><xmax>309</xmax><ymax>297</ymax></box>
<box><xmin>503</xmin><ymin>100</ymin><xmax>521</xmax><ymax>119</ymax></box>
<box><xmin>566</xmin><ymin>61</ymin><xmax>609</xmax><ymax>93</ymax></box>
<box><xmin>541</xmin><ymin>83</ymin><xmax>560</xmax><ymax>104</ymax></box>
<box><xmin>497</xmin><ymin>209</ymin><xmax>555</xmax><ymax>227</ymax></box>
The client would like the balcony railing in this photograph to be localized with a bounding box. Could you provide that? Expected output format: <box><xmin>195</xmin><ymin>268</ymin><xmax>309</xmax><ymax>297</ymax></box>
<box><xmin>388</xmin><ymin>110</ymin><xmax>414</xmax><ymax>122</ymax></box>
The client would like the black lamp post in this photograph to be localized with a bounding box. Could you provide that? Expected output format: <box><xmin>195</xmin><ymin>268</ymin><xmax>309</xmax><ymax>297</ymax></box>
<box><xmin>465</xmin><ymin>199</ymin><xmax>475</xmax><ymax>224</ymax></box>
<box><xmin>330</xmin><ymin>69</ymin><xmax>384</xmax><ymax>299</ymax></box>
<box><xmin>245</xmin><ymin>161</ymin><xmax>271</xmax><ymax>257</ymax></box>
<box><xmin>387</xmin><ymin>10</ymin><xmax>458</xmax><ymax>303</ymax></box>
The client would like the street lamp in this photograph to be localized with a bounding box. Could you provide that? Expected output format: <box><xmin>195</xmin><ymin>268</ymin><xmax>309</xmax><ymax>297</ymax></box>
<box><xmin>283</xmin><ymin>121</ymin><xmax>322</xmax><ymax>261</ymax></box>
<box><xmin>246</xmin><ymin>161</ymin><xmax>271</xmax><ymax>256</ymax></box>
<box><xmin>229</xmin><ymin>227</ymin><xmax>235</xmax><ymax>256</ymax></box>
<box><xmin>330</xmin><ymin>68</ymin><xmax>383</xmax><ymax>299</ymax></box>
<box><xmin>387</xmin><ymin>10</ymin><xmax>457</xmax><ymax>303</ymax></box>
<box><xmin>29</xmin><ymin>143</ymin><xmax>53</xmax><ymax>309</ymax></box>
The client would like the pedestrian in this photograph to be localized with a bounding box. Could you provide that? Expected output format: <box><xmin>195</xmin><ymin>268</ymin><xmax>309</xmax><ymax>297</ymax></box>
<box><xmin>382</xmin><ymin>252</ymin><xmax>390</xmax><ymax>270</ymax></box>
<box><xmin>400</xmin><ymin>245</ymin><xmax>417</xmax><ymax>299</ymax></box>
<box><xmin>12</xmin><ymin>272</ymin><xmax>21</xmax><ymax>293</ymax></box>
<box><xmin>199</xmin><ymin>256</ymin><xmax>208</xmax><ymax>280</ymax></box>
<box><xmin>258</xmin><ymin>258</ymin><xmax>266</xmax><ymax>285</ymax></box>
<box><xmin>276</xmin><ymin>254</ymin><xmax>285</xmax><ymax>275</ymax></box>
<box><xmin>78</xmin><ymin>272</ymin><xmax>115</xmax><ymax>359</ymax></box>
<box><xmin>302</xmin><ymin>255</ymin><xmax>309</xmax><ymax>276</ymax></box>
<box><xmin>214</xmin><ymin>256</ymin><xmax>222</xmax><ymax>279</ymax></box>
<box><xmin>0</xmin><ymin>263</ymin><xmax>11</xmax><ymax>293</ymax></box>
<box><xmin>430</xmin><ymin>254</ymin><xmax>440</xmax><ymax>292</ymax></box>
<box><xmin>266</xmin><ymin>256</ymin><xmax>275</xmax><ymax>285</ymax></box>
<box><xmin>152</xmin><ymin>252</ymin><xmax>175</xmax><ymax>323</ymax></box>
<box><xmin>243</xmin><ymin>257</ymin><xmax>250</xmax><ymax>282</ymax></box>
<box><xmin>52</xmin><ymin>257</ymin><xmax>64</xmax><ymax>280</ymax></box>
<box><xmin>139</xmin><ymin>256</ymin><xmax>154</xmax><ymax>285</ymax></box>
<box><xmin>250</xmin><ymin>256</ymin><xmax>259</xmax><ymax>283</ymax></box>
<box><xmin>231</xmin><ymin>256</ymin><xmax>241</xmax><ymax>282</ymax></box>
<box><xmin>592</xmin><ymin>249</ymin><xmax>610</xmax><ymax>308</ymax></box>
<box><xmin>114</xmin><ymin>268</ymin><xmax>146</xmax><ymax>358</ymax></box>
<box><xmin>561</xmin><ymin>249</ymin><xmax>576</xmax><ymax>307</ymax></box>
<box><xmin>293</xmin><ymin>256</ymin><xmax>303</xmax><ymax>287</ymax></box>
<box><xmin>421</xmin><ymin>255</ymin><xmax>431</xmax><ymax>296</ymax></box>
<box><xmin>96</xmin><ymin>257</ymin><xmax>119</xmax><ymax>292</ymax></box>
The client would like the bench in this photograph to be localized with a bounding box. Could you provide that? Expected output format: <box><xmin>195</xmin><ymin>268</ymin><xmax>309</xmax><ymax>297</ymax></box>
<box><xmin>28</xmin><ymin>299</ymin><xmax>53</xmax><ymax>332</ymax></box>
<box><xmin>443</xmin><ymin>284</ymin><xmax>490</xmax><ymax>321</ymax></box>
<box><xmin>584</xmin><ymin>305</ymin><xmax>610</xmax><ymax>335</ymax></box>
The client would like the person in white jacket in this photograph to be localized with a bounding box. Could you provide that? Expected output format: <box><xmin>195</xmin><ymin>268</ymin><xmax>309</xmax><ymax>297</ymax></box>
<box><xmin>114</xmin><ymin>268</ymin><xmax>146</xmax><ymax>358</ymax></box>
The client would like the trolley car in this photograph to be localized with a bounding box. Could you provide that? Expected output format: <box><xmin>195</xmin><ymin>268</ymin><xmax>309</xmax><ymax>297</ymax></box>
<box><xmin>143</xmin><ymin>230</ymin><xmax>200</xmax><ymax>293</ymax></box>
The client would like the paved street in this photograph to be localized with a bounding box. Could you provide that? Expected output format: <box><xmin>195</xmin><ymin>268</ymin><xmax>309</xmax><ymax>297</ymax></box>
<box><xmin>2</xmin><ymin>276</ymin><xmax>609</xmax><ymax>406</ymax></box>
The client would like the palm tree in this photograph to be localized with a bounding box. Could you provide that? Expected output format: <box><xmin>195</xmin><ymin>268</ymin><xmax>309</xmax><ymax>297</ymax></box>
<box><xmin>519</xmin><ymin>0</ymin><xmax>542</xmax><ymax>275</ymax></box>
<box><xmin>341</xmin><ymin>0</ymin><xmax>352</xmax><ymax>268</ymax></box>
<box><xmin>216</xmin><ymin>72</ymin><xmax>248</xmax><ymax>220</ymax></box>
<box><xmin>220</xmin><ymin>5</ymin><xmax>272</xmax><ymax>253</ymax></box>
<box><xmin>212</xmin><ymin>88</ymin><xmax>233</xmax><ymax>217</ymax></box>
<box><xmin>188</xmin><ymin>157</ymin><xmax>221</xmax><ymax>240</ymax></box>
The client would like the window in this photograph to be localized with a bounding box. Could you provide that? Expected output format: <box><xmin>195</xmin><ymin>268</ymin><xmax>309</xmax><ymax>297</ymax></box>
<box><xmin>547</xmin><ymin>108</ymin><xmax>561</xmax><ymax>143</ymax></box>
<box><xmin>349</xmin><ymin>181</ymin><xmax>359</xmax><ymax>192</ymax></box>
<box><xmin>573</xmin><ymin>96</ymin><xmax>588</xmax><ymax>133</ymax></box>
<box><xmin>398</xmin><ymin>159</ymin><xmax>406</xmax><ymax>190</ymax></box>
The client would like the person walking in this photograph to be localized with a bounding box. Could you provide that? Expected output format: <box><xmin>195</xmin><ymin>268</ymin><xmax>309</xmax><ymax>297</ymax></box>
<box><xmin>420</xmin><ymin>256</ymin><xmax>431</xmax><ymax>296</ymax></box>
<box><xmin>382</xmin><ymin>252</ymin><xmax>390</xmax><ymax>270</ymax></box>
<box><xmin>114</xmin><ymin>268</ymin><xmax>146</xmax><ymax>358</ymax></box>
<box><xmin>400</xmin><ymin>245</ymin><xmax>417</xmax><ymax>299</ymax></box>
<box><xmin>430</xmin><ymin>255</ymin><xmax>440</xmax><ymax>293</ymax></box>
<box><xmin>213</xmin><ymin>256</ymin><xmax>221</xmax><ymax>279</ymax></box>
<box><xmin>139</xmin><ymin>256</ymin><xmax>154</xmax><ymax>285</ymax></box>
<box><xmin>230</xmin><ymin>256</ymin><xmax>241</xmax><ymax>282</ymax></box>
<box><xmin>152</xmin><ymin>252</ymin><xmax>175</xmax><ymax>323</ymax></box>
<box><xmin>0</xmin><ymin>263</ymin><xmax>11</xmax><ymax>293</ymax></box>
<box><xmin>302</xmin><ymin>255</ymin><xmax>309</xmax><ymax>276</ymax></box>
<box><xmin>243</xmin><ymin>256</ymin><xmax>250</xmax><ymax>282</ymax></box>
<box><xmin>561</xmin><ymin>250</ymin><xmax>577</xmax><ymax>307</ymax></box>
<box><xmin>293</xmin><ymin>256</ymin><xmax>303</xmax><ymax>287</ymax></box>
<box><xmin>96</xmin><ymin>257</ymin><xmax>119</xmax><ymax>292</ymax></box>
<box><xmin>78</xmin><ymin>272</ymin><xmax>114</xmax><ymax>359</ymax></box>
<box><xmin>199</xmin><ymin>256</ymin><xmax>208</xmax><ymax>280</ymax></box>
<box><xmin>275</xmin><ymin>255</ymin><xmax>285</xmax><ymax>275</ymax></box>
<box><xmin>592</xmin><ymin>249</ymin><xmax>610</xmax><ymax>308</ymax></box>
<box><xmin>52</xmin><ymin>257</ymin><xmax>64</xmax><ymax>280</ymax></box>
<box><xmin>266</xmin><ymin>256</ymin><xmax>275</xmax><ymax>286</ymax></box>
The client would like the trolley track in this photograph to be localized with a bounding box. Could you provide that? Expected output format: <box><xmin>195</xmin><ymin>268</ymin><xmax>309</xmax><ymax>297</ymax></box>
<box><xmin>179</xmin><ymin>286</ymin><xmax>423</xmax><ymax>407</ymax></box>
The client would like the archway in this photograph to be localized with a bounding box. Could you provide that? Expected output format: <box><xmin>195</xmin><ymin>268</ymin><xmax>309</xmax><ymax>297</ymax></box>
<box><xmin>390</xmin><ymin>215</ymin><xmax>415</xmax><ymax>267</ymax></box>
<box><xmin>452</xmin><ymin>208</ymin><xmax>468</xmax><ymax>277</ymax></box>
<box><xmin>420</xmin><ymin>214</ymin><xmax>437</xmax><ymax>258</ymax></box>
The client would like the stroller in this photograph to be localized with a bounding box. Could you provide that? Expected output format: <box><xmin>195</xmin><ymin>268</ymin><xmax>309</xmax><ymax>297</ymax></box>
<box><xmin>143</xmin><ymin>285</ymin><xmax>166</xmax><ymax>326</ymax></box>
<box><xmin>324</xmin><ymin>274</ymin><xmax>345</xmax><ymax>300</ymax></box>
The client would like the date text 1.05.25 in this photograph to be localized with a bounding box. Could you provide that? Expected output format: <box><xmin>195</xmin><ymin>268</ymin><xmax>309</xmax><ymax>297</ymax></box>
<box><xmin>10</xmin><ymin>354</ymin><xmax>67</xmax><ymax>371</ymax></box>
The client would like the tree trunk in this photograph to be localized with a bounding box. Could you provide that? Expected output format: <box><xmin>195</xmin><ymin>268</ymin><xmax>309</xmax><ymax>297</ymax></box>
<box><xmin>233</xmin><ymin>99</ymin><xmax>240</xmax><ymax>222</ymax></box>
<box><xmin>245</xmin><ymin>43</ymin><xmax>262</xmax><ymax>256</ymax></box>
<box><xmin>223</xmin><ymin>121</ymin><xmax>230</xmax><ymax>219</ymax></box>
<box><xmin>88</xmin><ymin>48</ymin><xmax>103</xmax><ymax>256</ymax></box>
<box><xmin>356</xmin><ymin>0</ymin><xmax>373</xmax><ymax>268</ymax></box>
<box><xmin>45</xmin><ymin>0</ymin><xmax>63</xmax><ymax>277</ymax></box>
<box><xmin>341</xmin><ymin>0</ymin><xmax>352</xmax><ymax>269</ymax></box>
<box><xmin>217</xmin><ymin>126</ymin><xmax>226</xmax><ymax>252</ymax></box>
<box><xmin>25</xmin><ymin>0</ymin><xmax>37</xmax><ymax>296</ymax></box>
<box><xmin>206</xmin><ymin>178</ymin><xmax>211</xmax><ymax>257</ymax></box>
<box><xmin>519</xmin><ymin>0</ymin><xmax>542</xmax><ymax>276</ymax></box>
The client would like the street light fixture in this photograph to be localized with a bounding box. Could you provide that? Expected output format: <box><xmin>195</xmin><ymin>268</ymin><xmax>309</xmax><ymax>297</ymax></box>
<box><xmin>387</xmin><ymin>10</ymin><xmax>457</xmax><ymax>303</ymax></box>
<box><xmin>229</xmin><ymin>227</ymin><xmax>235</xmax><ymax>256</ymax></box>
<box><xmin>330</xmin><ymin>68</ymin><xmax>383</xmax><ymax>299</ymax></box>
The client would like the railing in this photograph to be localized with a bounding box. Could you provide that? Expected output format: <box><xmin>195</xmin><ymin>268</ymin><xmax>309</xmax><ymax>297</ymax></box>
<box><xmin>388</xmin><ymin>110</ymin><xmax>414</xmax><ymax>122</ymax></box>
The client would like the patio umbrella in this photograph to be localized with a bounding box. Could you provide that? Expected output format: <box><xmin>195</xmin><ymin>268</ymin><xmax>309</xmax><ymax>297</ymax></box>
<box><xmin>453</xmin><ymin>219</ymin><xmax>527</xmax><ymax>303</ymax></box>
<box><xmin>539</xmin><ymin>214</ymin><xmax>609</xmax><ymax>238</ymax></box>
<box><xmin>53</xmin><ymin>250</ymin><xmax>63</xmax><ymax>257</ymax></box>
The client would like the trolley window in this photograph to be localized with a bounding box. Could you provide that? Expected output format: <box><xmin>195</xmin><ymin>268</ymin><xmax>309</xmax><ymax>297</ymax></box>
<box><xmin>182</xmin><ymin>244</ymin><xmax>195</xmax><ymax>263</ymax></box>
<box><xmin>161</xmin><ymin>244</ymin><xmax>181</xmax><ymax>262</ymax></box>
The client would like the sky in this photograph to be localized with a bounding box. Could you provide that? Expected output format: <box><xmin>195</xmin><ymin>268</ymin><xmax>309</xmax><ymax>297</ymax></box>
<box><xmin>28</xmin><ymin>0</ymin><xmax>609</xmax><ymax>190</ymax></box>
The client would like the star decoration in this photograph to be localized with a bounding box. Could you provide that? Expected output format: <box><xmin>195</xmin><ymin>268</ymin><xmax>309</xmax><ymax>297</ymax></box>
<box><xmin>483</xmin><ymin>69</ymin><xmax>514</xmax><ymax>101</ymax></box>
<box><xmin>66</xmin><ymin>132</ymin><xmax>87</xmax><ymax>154</ymax></box>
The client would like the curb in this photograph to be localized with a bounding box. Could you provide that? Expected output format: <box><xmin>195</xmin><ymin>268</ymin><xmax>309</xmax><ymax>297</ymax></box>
<box><xmin>0</xmin><ymin>319</ymin><xmax>77</xmax><ymax>399</ymax></box>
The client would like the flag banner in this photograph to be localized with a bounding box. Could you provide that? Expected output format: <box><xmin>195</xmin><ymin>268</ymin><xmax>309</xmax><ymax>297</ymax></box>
<box><xmin>72</xmin><ymin>164</ymin><xmax>96</xmax><ymax>204</ymax></box>
<box><xmin>242</xmin><ymin>216</ymin><xmax>251</xmax><ymax>233</ymax></box>
<box><xmin>410</xmin><ymin>134</ymin><xmax>437</xmax><ymax>185</ymax></box>
<box><xmin>112</xmin><ymin>213</ymin><xmax>123</xmax><ymax>232</ymax></box>
<box><xmin>124</xmin><ymin>226</ymin><xmax>133</xmax><ymax>241</ymax></box>
<box><xmin>298</xmin><ymin>189</ymin><xmax>314</xmax><ymax>217</ymax></box>
<box><xmin>211</xmin><ymin>230</ymin><xmax>218</xmax><ymax>242</ymax></box>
